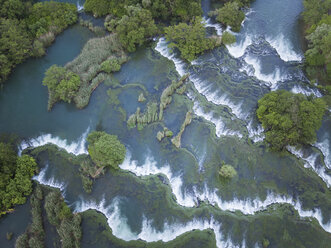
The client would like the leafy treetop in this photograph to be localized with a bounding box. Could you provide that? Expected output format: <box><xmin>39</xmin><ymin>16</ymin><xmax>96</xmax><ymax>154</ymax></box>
<box><xmin>257</xmin><ymin>90</ymin><xmax>326</xmax><ymax>151</ymax></box>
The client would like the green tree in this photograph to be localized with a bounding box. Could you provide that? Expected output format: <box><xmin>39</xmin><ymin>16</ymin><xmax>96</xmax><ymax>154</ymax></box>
<box><xmin>43</xmin><ymin>65</ymin><xmax>81</xmax><ymax>107</ymax></box>
<box><xmin>219</xmin><ymin>164</ymin><xmax>237</xmax><ymax>179</ymax></box>
<box><xmin>84</xmin><ymin>0</ymin><xmax>110</xmax><ymax>17</ymax></box>
<box><xmin>165</xmin><ymin>17</ymin><xmax>220</xmax><ymax>61</ymax></box>
<box><xmin>0</xmin><ymin>142</ymin><xmax>37</xmax><ymax>216</ymax></box>
<box><xmin>257</xmin><ymin>90</ymin><xmax>326</xmax><ymax>151</ymax></box>
<box><xmin>212</xmin><ymin>1</ymin><xmax>245</xmax><ymax>32</ymax></box>
<box><xmin>106</xmin><ymin>5</ymin><xmax>157</xmax><ymax>52</ymax></box>
<box><xmin>222</xmin><ymin>31</ymin><xmax>236</xmax><ymax>45</ymax></box>
<box><xmin>87</xmin><ymin>131</ymin><xmax>126</xmax><ymax>169</ymax></box>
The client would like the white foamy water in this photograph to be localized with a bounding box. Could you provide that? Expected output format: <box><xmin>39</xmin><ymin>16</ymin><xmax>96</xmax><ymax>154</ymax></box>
<box><xmin>291</xmin><ymin>85</ymin><xmax>322</xmax><ymax>98</ymax></box>
<box><xmin>155</xmin><ymin>38</ymin><xmax>246</xmax><ymax>121</ymax></box>
<box><xmin>266</xmin><ymin>34</ymin><xmax>303</xmax><ymax>62</ymax></box>
<box><xmin>155</xmin><ymin>37</ymin><xmax>186</xmax><ymax>77</ymax></box>
<box><xmin>119</xmin><ymin>151</ymin><xmax>331</xmax><ymax>233</ymax></box>
<box><xmin>244</xmin><ymin>55</ymin><xmax>285</xmax><ymax>89</ymax></box>
<box><xmin>203</xmin><ymin>18</ymin><xmax>223</xmax><ymax>36</ymax></box>
<box><xmin>315</xmin><ymin>139</ymin><xmax>331</xmax><ymax>169</ymax></box>
<box><xmin>19</xmin><ymin>126</ymin><xmax>90</xmax><ymax>156</ymax></box>
<box><xmin>193</xmin><ymin>102</ymin><xmax>243</xmax><ymax>139</ymax></box>
<box><xmin>75</xmin><ymin>197</ymin><xmax>242</xmax><ymax>248</ymax></box>
<box><xmin>287</xmin><ymin>146</ymin><xmax>331</xmax><ymax>187</ymax></box>
<box><xmin>77</xmin><ymin>1</ymin><xmax>84</xmax><ymax>11</ymax></box>
<box><xmin>33</xmin><ymin>164</ymin><xmax>66</xmax><ymax>192</ymax></box>
<box><xmin>226</xmin><ymin>35</ymin><xmax>253</xmax><ymax>58</ymax></box>
<box><xmin>247</xmin><ymin>121</ymin><xmax>264</xmax><ymax>143</ymax></box>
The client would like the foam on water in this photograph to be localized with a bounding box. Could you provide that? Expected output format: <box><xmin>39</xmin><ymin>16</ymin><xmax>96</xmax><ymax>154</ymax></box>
<box><xmin>75</xmin><ymin>197</ymin><xmax>241</xmax><ymax>248</ymax></box>
<box><xmin>203</xmin><ymin>18</ymin><xmax>223</xmax><ymax>36</ymax></box>
<box><xmin>119</xmin><ymin>151</ymin><xmax>195</xmax><ymax>207</ymax></box>
<box><xmin>76</xmin><ymin>1</ymin><xmax>84</xmax><ymax>11</ymax></box>
<box><xmin>19</xmin><ymin>126</ymin><xmax>90</xmax><ymax>156</ymax></box>
<box><xmin>287</xmin><ymin>146</ymin><xmax>331</xmax><ymax>187</ymax></box>
<box><xmin>291</xmin><ymin>85</ymin><xmax>322</xmax><ymax>98</ymax></box>
<box><xmin>155</xmin><ymin>38</ymin><xmax>246</xmax><ymax>120</ymax></box>
<box><xmin>155</xmin><ymin>37</ymin><xmax>186</xmax><ymax>77</ymax></box>
<box><xmin>119</xmin><ymin>151</ymin><xmax>331</xmax><ymax>233</ymax></box>
<box><xmin>314</xmin><ymin>139</ymin><xmax>331</xmax><ymax>169</ymax></box>
<box><xmin>244</xmin><ymin>55</ymin><xmax>285</xmax><ymax>89</ymax></box>
<box><xmin>266</xmin><ymin>34</ymin><xmax>303</xmax><ymax>62</ymax></box>
<box><xmin>226</xmin><ymin>35</ymin><xmax>253</xmax><ymax>58</ymax></box>
<box><xmin>247</xmin><ymin>121</ymin><xmax>264</xmax><ymax>143</ymax></box>
<box><xmin>193</xmin><ymin>102</ymin><xmax>243</xmax><ymax>139</ymax></box>
<box><xmin>33</xmin><ymin>164</ymin><xmax>66</xmax><ymax>193</ymax></box>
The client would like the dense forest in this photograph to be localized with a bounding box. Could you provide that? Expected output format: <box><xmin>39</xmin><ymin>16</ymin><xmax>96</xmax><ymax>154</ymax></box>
<box><xmin>0</xmin><ymin>0</ymin><xmax>77</xmax><ymax>84</ymax></box>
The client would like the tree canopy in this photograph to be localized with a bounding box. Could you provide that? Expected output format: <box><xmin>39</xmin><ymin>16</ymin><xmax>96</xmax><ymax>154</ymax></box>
<box><xmin>211</xmin><ymin>1</ymin><xmax>245</xmax><ymax>32</ymax></box>
<box><xmin>302</xmin><ymin>0</ymin><xmax>331</xmax><ymax>84</ymax></box>
<box><xmin>0</xmin><ymin>142</ymin><xmax>37</xmax><ymax>216</ymax></box>
<box><xmin>0</xmin><ymin>0</ymin><xmax>77</xmax><ymax>84</ymax></box>
<box><xmin>257</xmin><ymin>90</ymin><xmax>326</xmax><ymax>151</ymax></box>
<box><xmin>105</xmin><ymin>5</ymin><xmax>157</xmax><ymax>52</ymax></box>
<box><xmin>84</xmin><ymin>0</ymin><xmax>202</xmax><ymax>22</ymax></box>
<box><xmin>87</xmin><ymin>131</ymin><xmax>126</xmax><ymax>169</ymax></box>
<box><xmin>43</xmin><ymin>65</ymin><xmax>81</xmax><ymax>109</ymax></box>
<box><xmin>164</xmin><ymin>17</ymin><xmax>220</xmax><ymax>61</ymax></box>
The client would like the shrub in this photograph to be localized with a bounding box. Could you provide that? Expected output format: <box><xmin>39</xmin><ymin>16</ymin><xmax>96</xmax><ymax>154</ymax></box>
<box><xmin>105</xmin><ymin>5</ymin><xmax>158</xmax><ymax>52</ymax></box>
<box><xmin>100</xmin><ymin>58</ymin><xmax>121</xmax><ymax>73</ymax></box>
<box><xmin>165</xmin><ymin>17</ymin><xmax>219</xmax><ymax>61</ymax></box>
<box><xmin>222</xmin><ymin>31</ymin><xmax>236</xmax><ymax>45</ymax></box>
<box><xmin>257</xmin><ymin>90</ymin><xmax>326</xmax><ymax>151</ymax></box>
<box><xmin>219</xmin><ymin>164</ymin><xmax>237</xmax><ymax>179</ymax></box>
<box><xmin>87</xmin><ymin>131</ymin><xmax>126</xmax><ymax>169</ymax></box>
<box><xmin>212</xmin><ymin>2</ymin><xmax>245</xmax><ymax>32</ymax></box>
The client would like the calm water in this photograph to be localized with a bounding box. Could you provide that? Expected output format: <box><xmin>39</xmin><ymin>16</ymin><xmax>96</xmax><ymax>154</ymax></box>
<box><xmin>0</xmin><ymin>0</ymin><xmax>330</xmax><ymax>247</ymax></box>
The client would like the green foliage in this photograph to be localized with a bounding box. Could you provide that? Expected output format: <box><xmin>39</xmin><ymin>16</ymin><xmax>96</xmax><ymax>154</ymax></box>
<box><xmin>0</xmin><ymin>141</ymin><xmax>37</xmax><ymax>216</ymax></box>
<box><xmin>105</xmin><ymin>5</ymin><xmax>157</xmax><ymax>52</ymax></box>
<box><xmin>84</xmin><ymin>0</ymin><xmax>201</xmax><ymax>22</ymax></box>
<box><xmin>100</xmin><ymin>58</ymin><xmax>122</xmax><ymax>73</ymax></box>
<box><xmin>219</xmin><ymin>164</ymin><xmax>237</xmax><ymax>179</ymax></box>
<box><xmin>0</xmin><ymin>18</ymin><xmax>31</xmax><ymax>83</ymax></box>
<box><xmin>257</xmin><ymin>90</ymin><xmax>326</xmax><ymax>151</ymax></box>
<box><xmin>302</xmin><ymin>0</ymin><xmax>331</xmax><ymax>84</ymax></box>
<box><xmin>0</xmin><ymin>0</ymin><xmax>77</xmax><ymax>84</ymax></box>
<box><xmin>84</xmin><ymin>0</ymin><xmax>110</xmax><ymax>17</ymax></box>
<box><xmin>211</xmin><ymin>1</ymin><xmax>245</xmax><ymax>32</ymax></box>
<box><xmin>87</xmin><ymin>131</ymin><xmax>126</xmax><ymax>169</ymax></box>
<box><xmin>222</xmin><ymin>31</ymin><xmax>236</xmax><ymax>45</ymax></box>
<box><xmin>165</xmin><ymin>17</ymin><xmax>220</xmax><ymax>62</ymax></box>
<box><xmin>43</xmin><ymin>65</ymin><xmax>81</xmax><ymax>109</ymax></box>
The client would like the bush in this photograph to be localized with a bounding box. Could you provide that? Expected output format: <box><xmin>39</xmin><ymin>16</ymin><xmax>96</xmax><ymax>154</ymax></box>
<box><xmin>0</xmin><ymin>142</ymin><xmax>37</xmax><ymax>216</ymax></box>
<box><xmin>87</xmin><ymin>131</ymin><xmax>126</xmax><ymax>169</ymax></box>
<box><xmin>100</xmin><ymin>58</ymin><xmax>121</xmax><ymax>73</ymax></box>
<box><xmin>257</xmin><ymin>90</ymin><xmax>326</xmax><ymax>151</ymax></box>
<box><xmin>212</xmin><ymin>1</ymin><xmax>245</xmax><ymax>32</ymax></box>
<box><xmin>105</xmin><ymin>5</ymin><xmax>158</xmax><ymax>52</ymax></box>
<box><xmin>165</xmin><ymin>17</ymin><xmax>220</xmax><ymax>61</ymax></box>
<box><xmin>222</xmin><ymin>31</ymin><xmax>236</xmax><ymax>45</ymax></box>
<box><xmin>219</xmin><ymin>164</ymin><xmax>237</xmax><ymax>179</ymax></box>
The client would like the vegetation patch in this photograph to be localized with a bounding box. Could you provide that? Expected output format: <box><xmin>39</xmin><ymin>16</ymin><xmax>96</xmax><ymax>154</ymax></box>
<box><xmin>0</xmin><ymin>0</ymin><xmax>78</xmax><ymax>84</ymax></box>
<box><xmin>16</xmin><ymin>184</ymin><xmax>82</xmax><ymax>248</ymax></box>
<box><xmin>256</xmin><ymin>90</ymin><xmax>326</xmax><ymax>151</ymax></box>
<box><xmin>0</xmin><ymin>141</ymin><xmax>37</xmax><ymax>216</ymax></box>
<box><xmin>87</xmin><ymin>131</ymin><xmax>126</xmax><ymax>170</ymax></box>
<box><xmin>171</xmin><ymin>111</ymin><xmax>192</xmax><ymax>148</ymax></box>
<box><xmin>43</xmin><ymin>35</ymin><xmax>128</xmax><ymax>110</ymax></box>
<box><xmin>165</xmin><ymin>17</ymin><xmax>221</xmax><ymax>62</ymax></box>
<box><xmin>219</xmin><ymin>164</ymin><xmax>237</xmax><ymax>179</ymax></box>
<box><xmin>302</xmin><ymin>0</ymin><xmax>331</xmax><ymax>84</ymax></box>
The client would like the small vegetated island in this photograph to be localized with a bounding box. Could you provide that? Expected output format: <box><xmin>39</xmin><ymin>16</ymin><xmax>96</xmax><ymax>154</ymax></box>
<box><xmin>257</xmin><ymin>90</ymin><xmax>326</xmax><ymax>151</ymax></box>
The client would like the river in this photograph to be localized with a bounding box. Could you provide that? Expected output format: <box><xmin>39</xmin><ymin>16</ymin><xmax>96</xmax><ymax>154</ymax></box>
<box><xmin>0</xmin><ymin>0</ymin><xmax>330</xmax><ymax>247</ymax></box>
